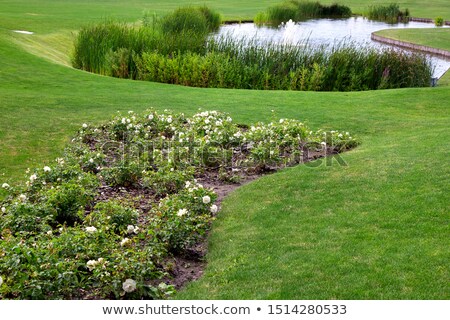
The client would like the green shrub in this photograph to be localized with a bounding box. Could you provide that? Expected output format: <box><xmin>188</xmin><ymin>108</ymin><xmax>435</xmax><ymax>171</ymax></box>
<box><xmin>150</xmin><ymin>184</ymin><xmax>217</xmax><ymax>253</ymax></box>
<box><xmin>142</xmin><ymin>167</ymin><xmax>194</xmax><ymax>196</ymax></box>
<box><xmin>435</xmin><ymin>17</ymin><xmax>444</xmax><ymax>27</ymax></box>
<box><xmin>86</xmin><ymin>200</ymin><xmax>139</xmax><ymax>234</ymax></box>
<box><xmin>0</xmin><ymin>203</ymin><xmax>54</xmax><ymax>236</ymax></box>
<box><xmin>0</xmin><ymin>109</ymin><xmax>359</xmax><ymax>299</ymax></box>
<box><xmin>46</xmin><ymin>182</ymin><xmax>95</xmax><ymax>226</ymax></box>
<box><xmin>101</xmin><ymin>161</ymin><xmax>143</xmax><ymax>188</ymax></box>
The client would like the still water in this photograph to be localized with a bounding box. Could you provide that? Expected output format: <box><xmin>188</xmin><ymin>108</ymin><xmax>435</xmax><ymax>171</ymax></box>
<box><xmin>216</xmin><ymin>17</ymin><xmax>450</xmax><ymax>79</ymax></box>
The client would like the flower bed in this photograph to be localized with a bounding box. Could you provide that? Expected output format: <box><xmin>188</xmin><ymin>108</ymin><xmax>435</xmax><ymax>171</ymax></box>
<box><xmin>0</xmin><ymin>109</ymin><xmax>358</xmax><ymax>299</ymax></box>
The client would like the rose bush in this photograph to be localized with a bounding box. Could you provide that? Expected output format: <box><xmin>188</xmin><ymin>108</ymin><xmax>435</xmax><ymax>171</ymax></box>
<box><xmin>0</xmin><ymin>109</ymin><xmax>358</xmax><ymax>299</ymax></box>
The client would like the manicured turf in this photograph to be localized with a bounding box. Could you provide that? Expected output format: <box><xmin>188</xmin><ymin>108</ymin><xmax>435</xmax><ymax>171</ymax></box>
<box><xmin>0</xmin><ymin>0</ymin><xmax>449</xmax><ymax>299</ymax></box>
<box><xmin>375</xmin><ymin>28</ymin><xmax>450</xmax><ymax>52</ymax></box>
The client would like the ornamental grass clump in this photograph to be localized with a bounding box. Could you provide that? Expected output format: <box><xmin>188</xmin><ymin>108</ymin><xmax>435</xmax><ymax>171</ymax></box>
<box><xmin>72</xmin><ymin>6</ymin><xmax>221</xmax><ymax>79</ymax></box>
<box><xmin>0</xmin><ymin>109</ymin><xmax>358</xmax><ymax>299</ymax></box>
<box><xmin>366</xmin><ymin>3</ymin><xmax>410</xmax><ymax>23</ymax></box>
<box><xmin>255</xmin><ymin>1</ymin><xmax>352</xmax><ymax>26</ymax></box>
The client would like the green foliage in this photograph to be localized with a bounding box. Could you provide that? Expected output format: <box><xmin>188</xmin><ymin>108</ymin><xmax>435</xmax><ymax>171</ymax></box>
<box><xmin>0</xmin><ymin>108</ymin><xmax>358</xmax><ymax>299</ymax></box>
<box><xmin>434</xmin><ymin>17</ymin><xmax>444</xmax><ymax>26</ymax></box>
<box><xmin>0</xmin><ymin>203</ymin><xmax>54</xmax><ymax>236</ymax></box>
<box><xmin>86</xmin><ymin>200</ymin><xmax>139</xmax><ymax>234</ymax></box>
<box><xmin>72</xmin><ymin>4</ymin><xmax>431</xmax><ymax>92</ymax></box>
<box><xmin>101</xmin><ymin>160</ymin><xmax>143</xmax><ymax>188</ymax></box>
<box><xmin>135</xmin><ymin>39</ymin><xmax>432</xmax><ymax>91</ymax></box>
<box><xmin>142</xmin><ymin>167</ymin><xmax>194</xmax><ymax>197</ymax></box>
<box><xmin>161</xmin><ymin>6</ymin><xmax>221</xmax><ymax>35</ymax></box>
<box><xmin>72</xmin><ymin>6</ymin><xmax>221</xmax><ymax>79</ymax></box>
<box><xmin>150</xmin><ymin>184</ymin><xmax>217</xmax><ymax>253</ymax></box>
<box><xmin>366</xmin><ymin>3</ymin><xmax>410</xmax><ymax>23</ymax></box>
<box><xmin>46</xmin><ymin>182</ymin><xmax>95</xmax><ymax>226</ymax></box>
<box><xmin>255</xmin><ymin>1</ymin><xmax>352</xmax><ymax>26</ymax></box>
<box><xmin>1</xmin><ymin>0</ymin><xmax>449</xmax><ymax>301</ymax></box>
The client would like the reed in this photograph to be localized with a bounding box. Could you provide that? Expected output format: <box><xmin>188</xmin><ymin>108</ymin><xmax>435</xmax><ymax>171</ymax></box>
<box><xmin>72</xmin><ymin>6</ymin><xmax>431</xmax><ymax>91</ymax></box>
<box><xmin>72</xmin><ymin>10</ymin><xmax>218</xmax><ymax>78</ymax></box>
<box><xmin>255</xmin><ymin>1</ymin><xmax>352</xmax><ymax>26</ymax></box>
<box><xmin>366</xmin><ymin>3</ymin><xmax>410</xmax><ymax>23</ymax></box>
<box><xmin>135</xmin><ymin>36</ymin><xmax>432</xmax><ymax>91</ymax></box>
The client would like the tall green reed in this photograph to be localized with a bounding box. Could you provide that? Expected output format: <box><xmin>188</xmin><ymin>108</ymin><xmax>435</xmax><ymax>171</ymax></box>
<box><xmin>72</xmin><ymin>6</ymin><xmax>431</xmax><ymax>91</ymax></box>
<box><xmin>136</xmin><ymin>36</ymin><xmax>432</xmax><ymax>91</ymax></box>
<box><xmin>255</xmin><ymin>1</ymin><xmax>352</xmax><ymax>26</ymax></box>
<box><xmin>366</xmin><ymin>3</ymin><xmax>410</xmax><ymax>23</ymax></box>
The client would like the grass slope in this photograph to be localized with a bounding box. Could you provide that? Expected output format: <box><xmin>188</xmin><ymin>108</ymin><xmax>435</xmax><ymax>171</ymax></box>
<box><xmin>0</xmin><ymin>0</ymin><xmax>449</xmax><ymax>299</ymax></box>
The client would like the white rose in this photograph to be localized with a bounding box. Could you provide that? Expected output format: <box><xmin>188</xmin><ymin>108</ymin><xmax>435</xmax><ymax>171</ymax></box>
<box><xmin>82</xmin><ymin>123</ymin><xmax>88</xmax><ymax>128</ymax></box>
<box><xmin>19</xmin><ymin>194</ymin><xmax>27</xmax><ymax>202</ymax></box>
<box><xmin>210</xmin><ymin>204</ymin><xmax>218</xmax><ymax>214</ymax></box>
<box><xmin>122</xmin><ymin>279</ymin><xmax>137</xmax><ymax>293</ymax></box>
<box><xmin>120</xmin><ymin>238</ymin><xmax>131</xmax><ymax>247</ymax></box>
<box><xmin>202</xmin><ymin>195</ymin><xmax>211</xmax><ymax>204</ymax></box>
<box><xmin>127</xmin><ymin>225</ymin><xmax>139</xmax><ymax>234</ymax></box>
<box><xmin>2</xmin><ymin>183</ymin><xmax>10</xmax><ymax>189</ymax></box>
<box><xmin>43</xmin><ymin>166</ymin><xmax>51</xmax><ymax>172</ymax></box>
<box><xmin>86</xmin><ymin>260</ymin><xmax>98</xmax><ymax>271</ymax></box>
<box><xmin>1</xmin><ymin>207</ymin><xmax>6</xmax><ymax>213</ymax></box>
<box><xmin>85</xmin><ymin>226</ymin><xmax>97</xmax><ymax>234</ymax></box>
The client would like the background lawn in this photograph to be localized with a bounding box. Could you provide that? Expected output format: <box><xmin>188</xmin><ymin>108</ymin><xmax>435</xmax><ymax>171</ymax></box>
<box><xmin>374</xmin><ymin>28</ymin><xmax>450</xmax><ymax>52</ymax></box>
<box><xmin>0</xmin><ymin>0</ymin><xmax>449</xmax><ymax>299</ymax></box>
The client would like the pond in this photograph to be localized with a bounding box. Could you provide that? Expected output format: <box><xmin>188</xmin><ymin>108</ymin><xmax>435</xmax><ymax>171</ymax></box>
<box><xmin>216</xmin><ymin>17</ymin><xmax>450</xmax><ymax>79</ymax></box>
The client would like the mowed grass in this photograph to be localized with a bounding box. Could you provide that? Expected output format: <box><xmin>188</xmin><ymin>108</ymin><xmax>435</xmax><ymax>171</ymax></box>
<box><xmin>1</xmin><ymin>0</ymin><xmax>448</xmax><ymax>33</ymax></box>
<box><xmin>375</xmin><ymin>28</ymin><xmax>450</xmax><ymax>52</ymax></box>
<box><xmin>0</xmin><ymin>0</ymin><xmax>449</xmax><ymax>299</ymax></box>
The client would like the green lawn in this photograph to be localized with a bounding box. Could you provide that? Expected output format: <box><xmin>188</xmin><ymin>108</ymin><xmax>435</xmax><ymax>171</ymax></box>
<box><xmin>375</xmin><ymin>28</ymin><xmax>450</xmax><ymax>52</ymax></box>
<box><xmin>0</xmin><ymin>0</ymin><xmax>449</xmax><ymax>299</ymax></box>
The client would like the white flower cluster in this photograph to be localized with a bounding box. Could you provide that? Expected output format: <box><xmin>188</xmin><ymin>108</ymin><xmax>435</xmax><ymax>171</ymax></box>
<box><xmin>184</xmin><ymin>179</ymin><xmax>205</xmax><ymax>193</ymax></box>
<box><xmin>85</xmin><ymin>226</ymin><xmax>97</xmax><ymax>234</ymax></box>
<box><xmin>86</xmin><ymin>257</ymin><xmax>106</xmax><ymax>271</ymax></box>
<box><xmin>177</xmin><ymin>208</ymin><xmax>188</xmax><ymax>217</ymax></box>
<box><xmin>180</xmin><ymin>110</ymin><xmax>238</xmax><ymax>146</ymax></box>
<box><xmin>127</xmin><ymin>225</ymin><xmax>139</xmax><ymax>234</ymax></box>
<box><xmin>120</xmin><ymin>238</ymin><xmax>131</xmax><ymax>247</ymax></box>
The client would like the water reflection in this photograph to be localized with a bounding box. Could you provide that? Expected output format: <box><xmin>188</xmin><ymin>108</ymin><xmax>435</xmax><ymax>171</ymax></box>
<box><xmin>216</xmin><ymin>17</ymin><xmax>450</xmax><ymax>79</ymax></box>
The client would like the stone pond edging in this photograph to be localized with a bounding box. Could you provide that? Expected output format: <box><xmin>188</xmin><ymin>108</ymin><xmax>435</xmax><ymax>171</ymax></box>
<box><xmin>370</xmin><ymin>33</ymin><xmax>450</xmax><ymax>60</ymax></box>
